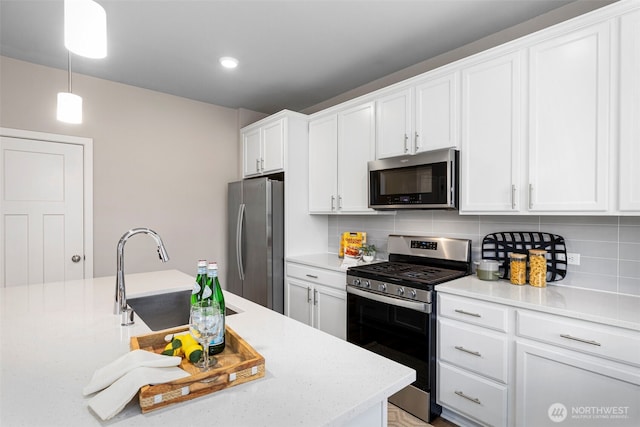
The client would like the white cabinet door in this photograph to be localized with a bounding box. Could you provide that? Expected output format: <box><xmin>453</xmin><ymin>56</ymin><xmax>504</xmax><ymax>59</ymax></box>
<box><xmin>528</xmin><ymin>22</ymin><xmax>611</xmax><ymax>212</ymax></box>
<box><xmin>515</xmin><ymin>340</ymin><xmax>640</xmax><ymax>426</ymax></box>
<box><xmin>460</xmin><ymin>51</ymin><xmax>523</xmax><ymax>213</ymax></box>
<box><xmin>314</xmin><ymin>284</ymin><xmax>347</xmax><ymax>340</ymax></box>
<box><xmin>242</xmin><ymin>127</ymin><xmax>262</xmax><ymax>177</ymax></box>
<box><xmin>337</xmin><ymin>102</ymin><xmax>375</xmax><ymax>213</ymax></box>
<box><xmin>619</xmin><ymin>9</ymin><xmax>640</xmax><ymax>212</ymax></box>
<box><xmin>376</xmin><ymin>88</ymin><xmax>412</xmax><ymax>159</ymax></box>
<box><xmin>262</xmin><ymin>118</ymin><xmax>285</xmax><ymax>174</ymax></box>
<box><xmin>308</xmin><ymin>114</ymin><xmax>338</xmax><ymax>213</ymax></box>
<box><xmin>415</xmin><ymin>72</ymin><xmax>460</xmax><ymax>152</ymax></box>
<box><xmin>286</xmin><ymin>278</ymin><xmax>313</xmax><ymax>327</ymax></box>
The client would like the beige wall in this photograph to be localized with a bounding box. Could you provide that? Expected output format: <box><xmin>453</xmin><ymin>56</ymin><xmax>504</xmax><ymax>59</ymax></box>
<box><xmin>1</xmin><ymin>56</ymin><xmax>241</xmax><ymax>281</ymax></box>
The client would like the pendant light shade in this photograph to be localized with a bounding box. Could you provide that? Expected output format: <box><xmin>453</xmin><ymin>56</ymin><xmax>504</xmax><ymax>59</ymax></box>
<box><xmin>57</xmin><ymin>52</ymin><xmax>82</xmax><ymax>124</ymax></box>
<box><xmin>64</xmin><ymin>0</ymin><xmax>107</xmax><ymax>58</ymax></box>
<box><xmin>57</xmin><ymin>92</ymin><xmax>83</xmax><ymax>124</ymax></box>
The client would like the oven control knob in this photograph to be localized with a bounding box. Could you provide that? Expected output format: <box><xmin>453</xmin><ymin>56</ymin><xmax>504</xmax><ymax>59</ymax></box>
<box><xmin>410</xmin><ymin>289</ymin><xmax>417</xmax><ymax>299</ymax></box>
<box><xmin>364</xmin><ymin>280</ymin><xmax>371</xmax><ymax>289</ymax></box>
<box><xmin>379</xmin><ymin>283</ymin><xmax>387</xmax><ymax>292</ymax></box>
<box><xmin>353</xmin><ymin>278</ymin><xmax>361</xmax><ymax>287</ymax></box>
<box><xmin>397</xmin><ymin>287</ymin><xmax>405</xmax><ymax>296</ymax></box>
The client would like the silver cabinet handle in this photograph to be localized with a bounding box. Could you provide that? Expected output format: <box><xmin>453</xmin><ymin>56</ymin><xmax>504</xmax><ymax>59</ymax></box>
<box><xmin>260</xmin><ymin>157</ymin><xmax>264</xmax><ymax>171</ymax></box>
<box><xmin>414</xmin><ymin>132</ymin><xmax>420</xmax><ymax>151</ymax></box>
<box><xmin>455</xmin><ymin>346</ymin><xmax>482</xmax><ymax>357</ymax></box>
<box><xmin>338</xmin><ymin>195</ymin><xmax>343</xmax><ymax>209</ymax></box>
<box><xmin>331</xmin><ymin>195</ymin><xmax>336</xmax><ymax>210</ymax></box>
<box><xmin>511</xmin><ymin>184</ymin><xmax>517</xmax><ymax>210</ymax></box>
<box><xmin>71</xmin><ymin>255</ymin><xmax>82</xmax><ymax>263</ymax></box>
<box><xmin>404</xmin><ymin>134</ymin><xmax>409</xmax><ymax>152</ymax></box>
<box><xmin>529</xmin><ymin>183</ymin><xmax>534</xmax><ymax>209</ymax></box>
<box><xmin>455</xmin><ymin>390</ymin><xmax>481</xmax><ymax>405</ymax></box>
<box><xmin>313</xmin><ymin>289</ymin><xmax>318</xmax><ymax>306</ymax></box>
<box><xmin>560</xmin><ymin>334</ymin><xmax>601</xmax><ymax>346</ymax></box>
<box><xmin>307</xmin><ymin>287</ymin><xmax>312</xmax><ymax>303</ymax></box>
<box><xmin>454</xmin><ymin>309</ymin><xmax>481</xmax><ymax>318</ymax></box>
<box><xmin>256</xmin><ymin>158</ymin><xmax>260</xmax><ymax>172</ymax></box>
<box><xmin>306</xmin><ymin>274</ymin><xmax>318</xmax><ymax>279</ymax></box>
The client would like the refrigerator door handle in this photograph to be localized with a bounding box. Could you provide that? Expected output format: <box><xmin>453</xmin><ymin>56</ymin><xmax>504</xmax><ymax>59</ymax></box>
<box><xmin>236</xmin><ymin>203</ymin><xmax>246</xmax><ymax>281</ymax></box>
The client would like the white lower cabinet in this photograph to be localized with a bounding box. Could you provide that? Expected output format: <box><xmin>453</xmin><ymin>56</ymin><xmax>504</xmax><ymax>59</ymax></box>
<box><xmin>437</xmin><ymin>293</ymin><xmax>510</xmax><ymax>426</ymax></box>
<box><xmin>515</xmin><ymin>340</ymin><xmax>640</xmax><ymax>426</ymax></box>
<box><xmin>514</xmin><ymin>309</ymin><xmax>640</xmax><ymax>426</ymax></box>
<box><xmin>438</xmin><ymin>291</ymin><xmax>640</xmax><ymax>427</ymax></box>
<box><xmin>285</xmin><ymin>262</ymin><xmax>346</xmax><ymax>340</ymax></box>
<box><xmin>438</xmin><ymin>362</ymin><xmax>508</xmax><ymax>427</ymax></box>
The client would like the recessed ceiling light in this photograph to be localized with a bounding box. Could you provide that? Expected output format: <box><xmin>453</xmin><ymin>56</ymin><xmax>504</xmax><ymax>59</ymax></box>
<box><xmin>219</xmin><ymin>56</ymin><xmax>239</xmax><ymax>69</ymax></box>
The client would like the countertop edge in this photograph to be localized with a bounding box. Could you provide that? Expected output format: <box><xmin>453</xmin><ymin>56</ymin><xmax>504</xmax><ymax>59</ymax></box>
<box><xmin>437</xmin><ymin>277</ymin><xmax>640</xmax><ymax>331</ymax></box>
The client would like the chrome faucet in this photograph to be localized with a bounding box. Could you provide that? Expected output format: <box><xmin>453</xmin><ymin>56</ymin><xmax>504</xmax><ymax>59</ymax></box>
<box><xmin>114</xmin><ymin>227</ymin><xmax>170</xmax><ymax>326</ymax></box>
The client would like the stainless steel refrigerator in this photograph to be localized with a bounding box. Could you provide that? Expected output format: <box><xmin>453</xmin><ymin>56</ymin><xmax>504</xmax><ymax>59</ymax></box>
<box><xmin>227</xmin><ymin>177</ymin><xmax>284</xmax><ymax>313</ymax></box>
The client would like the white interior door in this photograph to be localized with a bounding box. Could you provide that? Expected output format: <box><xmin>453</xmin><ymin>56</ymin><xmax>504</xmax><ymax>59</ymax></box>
<box><xmin>1</xmin><ymin>134</ymin><xmax>86</xmax><ymax>286</ymax></box>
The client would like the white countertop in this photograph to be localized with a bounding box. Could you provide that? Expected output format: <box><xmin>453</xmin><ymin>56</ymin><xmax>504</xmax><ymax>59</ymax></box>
<box><xmin>286</xmin><ymin>253</ymin><xmax>382</xmax><ymax>273</ymax></box>
<box><xmin>437</xmin><ymin>276</ymin><xmax>640</xmax><ymax>331</ymax></box>
<box><xmin>0</xmin><ymin>270</ymin><xmax>414</xmax><ymax>426</ymax></box>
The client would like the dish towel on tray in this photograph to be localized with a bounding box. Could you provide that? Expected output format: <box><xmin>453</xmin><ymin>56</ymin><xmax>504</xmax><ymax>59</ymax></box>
<box><xmin>83</xmin><ymin>349</ymin><xmax>182</xmax><ymax>395</ymax></box>
<box><xmin>83</xmin><ymin>349</ymin><xmax>189</xmax><ymax>421</ymax></box>
<box><xmin>88</xmin><ymin>366</ymin><xmax>190</xmax><ymax>421</ymax></box>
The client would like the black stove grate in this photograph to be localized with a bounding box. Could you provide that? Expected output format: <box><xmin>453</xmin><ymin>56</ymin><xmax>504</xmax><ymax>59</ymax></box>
<box><xmin>349</xmin><ymin>261</ymin><xmax>467</xmax><ymax>286</ymax></box>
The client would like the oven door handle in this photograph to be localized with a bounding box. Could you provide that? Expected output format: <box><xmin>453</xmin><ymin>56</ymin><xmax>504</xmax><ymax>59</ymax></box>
<box><xmin>347</xmin><ymin>286</ymin><xmax>431</xmax><ymax>313</ymax></box>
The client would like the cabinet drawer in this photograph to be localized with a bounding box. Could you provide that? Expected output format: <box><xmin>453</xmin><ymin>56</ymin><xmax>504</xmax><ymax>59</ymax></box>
<box><xmin>438</xmin><ymin>318</ymin><xmax>508</xmax><ymax>383</ymax></box>
<box><xmin>286</xmin><ymin>263</ymin><xmax>345</xmax><ymax>290</ymax></box>
<box><xmin>438</xmin><ymin>293</ymin><xmax>509</xmax><ymax>332</ymax></box>
<box><xmin>516</xmin><ymin>310</ymin><xmax>640</xmax><ymax>367</ymax></box>
<box><xmin>438</xmin><ymin>362</ymin><xmax>508</xmax><ymax>427</ymax></box>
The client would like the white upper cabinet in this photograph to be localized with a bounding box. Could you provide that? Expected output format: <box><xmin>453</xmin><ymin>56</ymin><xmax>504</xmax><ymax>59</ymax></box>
<box><xmin>375</xmin><ymin>88</ymin><xmax>412</xmax><ymax>159</ymax></box>
<box><xmin>376</xmin><ymin>70</ymin><xmax>460</xmax><ymax>159</ymax></box>
<box><xmin>242</xmin><ymin>115</ymin><xmax>286</xmax><ymax>178</ymax></box>
<box><xmin>308</xmin><ymin>114</ymin><xmax>338</xmax><ymax>213</ymax></box>
<box><xmin>261</xmin><ymin>119</ymin><xmax>285</xmax><ymax>174</ymax></box>
<box><xmin>618</xmin><ymin>8</ymin><xmax>640</xmax><ymax>212</ymax></box>
<box><xmin>337</xmin><ymin>102</ymin><xmax>376</xmax><ymax>212</ymax></box>
<box><xmin>415</xmin><ymin>72</ymin><xmax>460</xmax><ymax>153</ymax></box>
<box><xmin>242</xmin><ymin>127</ymin><xmax>263</xmax><ymax>177</ymax></box>
<box><xmin>528</xmin><ymin>21</ymin><xmax>611</xmax><ymax>212</ymax></box>
<box><xmin>309</xmin><ymin>102</ymin><xmax>376</xmax><ymax>214</ymax></box>
<box><xmin>460</xmin><ymin>51</ymin><xmax>523</xmax><ymax>213</ymax></box>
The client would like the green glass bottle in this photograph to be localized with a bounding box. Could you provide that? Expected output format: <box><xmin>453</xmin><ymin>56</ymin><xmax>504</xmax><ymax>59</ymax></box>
<box><xmin>190</xmin><ymin>259</ymin><xmax>207</xmax><ymax>305</ymax></box>
<box><xmin>207</xmin><ymin>262</ymin><xmax>225</xmax><ymax>355</ymax></box>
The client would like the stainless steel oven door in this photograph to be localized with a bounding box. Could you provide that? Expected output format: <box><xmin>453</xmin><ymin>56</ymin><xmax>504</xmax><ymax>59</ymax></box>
<box><xmin>346</xmin><ymin>285</ymin><xmax>435</xmax><ymax>422</ymax></box>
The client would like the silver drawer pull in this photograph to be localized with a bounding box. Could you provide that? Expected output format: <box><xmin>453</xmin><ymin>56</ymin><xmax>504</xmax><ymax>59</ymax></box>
<box><xmin>306</xmin><ymin>274</ymin><xmax>318</xmax><ymax>279</ymax></box>
<box><xmin>454</xmin><ymin>309</ymin><xmax>481</xmax><ymax>318</ymax></box>
<box><xmin>455</xmin><ymin>390</ymin><xmax>481</xmax><ymax>405</ymax></box>
<box><xmin>560</xmin><ymin>334</ymin><xmax>601</xmax><ymax>346</ymax></box>
<box><xmin>455</xmin><ymin>346</ymin><xmax>482</xmax><ymax>357</ymax></box>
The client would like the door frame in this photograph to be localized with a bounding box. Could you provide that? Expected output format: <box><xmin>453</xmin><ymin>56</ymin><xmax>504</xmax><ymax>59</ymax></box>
<box><xmin>0</xmin><ymin>127</ymin><xmax>94</xmax><ymax>281</ymax></box>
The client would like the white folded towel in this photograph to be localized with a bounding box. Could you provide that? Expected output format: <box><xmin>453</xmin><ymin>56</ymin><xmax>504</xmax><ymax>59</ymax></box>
<box><xmin>88</xmin><ymin>366</ymin><xmax>190</xmax><ymax>421</ymax></box>
<box><xmin>83</xmin><ymin>349</ymin><xmax>182</xmax><ymax>395</ymax></box>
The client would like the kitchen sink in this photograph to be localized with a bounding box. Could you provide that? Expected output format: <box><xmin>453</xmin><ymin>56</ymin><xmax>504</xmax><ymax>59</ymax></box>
<box><xmin>127</xmin><ymin>290</ymin><xmax>236</xmax><ymax>331</ymax></box>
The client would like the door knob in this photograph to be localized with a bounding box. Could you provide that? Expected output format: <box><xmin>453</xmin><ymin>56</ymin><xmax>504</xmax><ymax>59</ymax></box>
<box><xmin>71</xmin><ymin>255</ymin><xmax>82</xmax><ymax>263</ymax></box>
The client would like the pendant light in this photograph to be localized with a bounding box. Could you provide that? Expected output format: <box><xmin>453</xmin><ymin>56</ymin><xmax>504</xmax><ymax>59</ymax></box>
<box><xmin>64</xmin><ymin>0</ymin><xmax>107</xmax><ymax>59</ymax></box>
<box><xmin>57</xmin><ymin>52</ymin><xmax>83</xmax><ymax>124</ymax></box>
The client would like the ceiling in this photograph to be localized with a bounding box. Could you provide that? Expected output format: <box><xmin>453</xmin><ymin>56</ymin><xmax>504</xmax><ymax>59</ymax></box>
<box><xmin>1</xmin><ymin>0</ymin><xmax>586</xmax><ymax>114</ymax></box>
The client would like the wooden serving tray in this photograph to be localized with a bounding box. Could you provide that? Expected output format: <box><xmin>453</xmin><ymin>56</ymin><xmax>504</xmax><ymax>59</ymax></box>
<box><xmin>130</xmin><ymin>325</ymin><xmax>265</xmax><ymax>413</ymax></box>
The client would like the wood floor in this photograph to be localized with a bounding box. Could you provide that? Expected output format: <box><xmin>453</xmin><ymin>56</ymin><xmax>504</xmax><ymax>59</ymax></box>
<box><xmin>387</xmin><ymin>403</ymin><xmax>458</xmax><ymax>427</ymax></box>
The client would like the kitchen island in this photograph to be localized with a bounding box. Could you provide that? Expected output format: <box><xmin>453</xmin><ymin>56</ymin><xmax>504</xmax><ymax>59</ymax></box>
<box><xmin>0</xmin><ymin>270</ymin><xmax>414</xmax><ymax>426</ymax></box>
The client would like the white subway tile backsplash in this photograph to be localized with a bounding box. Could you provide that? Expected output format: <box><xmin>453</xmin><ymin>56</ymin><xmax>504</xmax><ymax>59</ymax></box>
<box><xmin>327</xmin><ymin>213</ymin><xmax>640</xmax><ymax>296</ymax></box>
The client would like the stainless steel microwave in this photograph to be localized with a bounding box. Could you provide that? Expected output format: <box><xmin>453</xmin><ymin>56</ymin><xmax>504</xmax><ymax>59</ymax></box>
<box><xmin>368</xmin><ymin>148</ymin><xmax>459</xmax><ymax>210</ymax></box>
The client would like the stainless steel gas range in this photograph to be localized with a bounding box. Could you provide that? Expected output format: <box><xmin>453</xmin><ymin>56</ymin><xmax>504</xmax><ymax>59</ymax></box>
<box><xmin>346</xmin><ymin>235</ymin><xmax>472</xmax><ymax>423</ymax></box>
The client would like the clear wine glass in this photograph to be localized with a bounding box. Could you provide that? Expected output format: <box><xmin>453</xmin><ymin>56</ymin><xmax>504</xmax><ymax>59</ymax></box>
<box><xmin>189</xmin><ymin>300</ymin><xmax>222</xmax><ymax>371</ymax></box>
